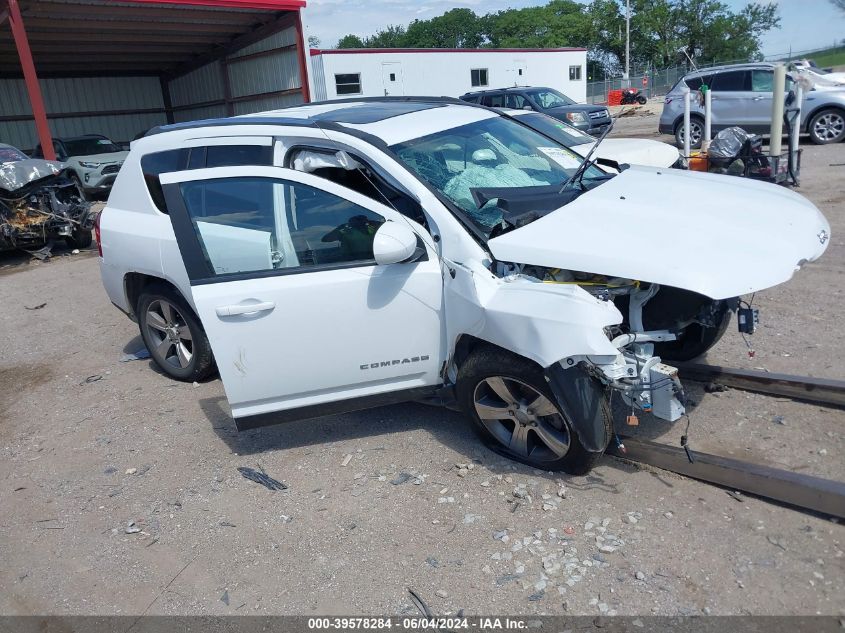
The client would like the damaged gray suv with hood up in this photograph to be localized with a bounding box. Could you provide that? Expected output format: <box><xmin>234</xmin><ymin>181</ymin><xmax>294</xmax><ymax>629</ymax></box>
<box><xmin>0</xmin><ymin>143</ymin><xmax>94</xmax><ymax>252</ymax></box>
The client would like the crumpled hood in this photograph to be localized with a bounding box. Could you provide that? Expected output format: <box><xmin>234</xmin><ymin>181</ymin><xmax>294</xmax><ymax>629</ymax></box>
<box><xmin>69</xmin><ymin>151</ymin><xmax>128</xmax><ymax>165</ymax></box>
<box><xmin>572</xmin><ymin>139</ymin><xmax>680</xmax><ymax>169</ymax></box>
<box><xmin>487</xmin><ymin>165</ymin><xmax>831</xmax><ymax>300</ymax></box>
<box><xmin>0</xmin><ymin>159</ymin><xmax>66</xmax><ymax>193</ymax></box>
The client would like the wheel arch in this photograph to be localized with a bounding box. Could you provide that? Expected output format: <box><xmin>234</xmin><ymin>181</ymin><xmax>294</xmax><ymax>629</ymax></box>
<box><xmin>803</xmin><ymin>104</ymin><xmax>845</xmax><ymax>132</ymax></box>
<box><xmin>123</xmin><ymin>272</ymin><xmax>189</xmax><ymax>321</ymax></box>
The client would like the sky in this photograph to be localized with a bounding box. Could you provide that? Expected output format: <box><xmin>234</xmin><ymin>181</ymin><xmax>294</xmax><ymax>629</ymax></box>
<box><xmin>302</xmin><ymin>0</ymin><xmax>845</xmax><ymax>59</ymax></box>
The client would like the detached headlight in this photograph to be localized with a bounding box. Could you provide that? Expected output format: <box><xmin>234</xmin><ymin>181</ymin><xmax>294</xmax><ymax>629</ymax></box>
<box><xmin>79</xmin><ymin>162</ymin><xmax>102</xmax><ymax>169</ymax></box>
<box><xmin>566</xmin><ymin>112</ymin><xmax>587</xmax><ymax>123</ymax></box>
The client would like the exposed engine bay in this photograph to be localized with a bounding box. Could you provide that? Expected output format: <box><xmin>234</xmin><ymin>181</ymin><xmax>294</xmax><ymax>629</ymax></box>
<box><xmin>0</xmin><ymin>158</ymin><xmax>93</xmax><ymax>252</ymax></box>
<box><xmin>500</xmin><ymin>263</ymin><xmax>746</xmax><ymax>424</ymax></box>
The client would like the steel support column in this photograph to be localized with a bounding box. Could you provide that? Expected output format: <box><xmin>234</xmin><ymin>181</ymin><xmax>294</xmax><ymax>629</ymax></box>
<box><xmin>5</xmin><ymin>0</ymin><xmax>55</xmax><ymax>159</ymax></box>
<box><xmin>294</xmin><ymin>10</ymin><xmax>310</xmax><ymax>103</ymax></box>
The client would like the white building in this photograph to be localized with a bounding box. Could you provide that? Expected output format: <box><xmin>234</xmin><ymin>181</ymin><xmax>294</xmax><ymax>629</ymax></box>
<box><xmin>309</xmin><ymin>48</ymin><xmax>588</xmax><ymax>103</ymax></box>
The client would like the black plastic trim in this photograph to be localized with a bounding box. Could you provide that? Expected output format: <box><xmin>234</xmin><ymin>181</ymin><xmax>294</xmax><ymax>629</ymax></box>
<box><xmin>234</xmin><ymin>385</ymin><xmax>440</xmax><ymax>431</ymax></box>
<box><xmin>544</xmin><ymin>364</ymin><xmax>610</xmax><ymax>453</ymax></box>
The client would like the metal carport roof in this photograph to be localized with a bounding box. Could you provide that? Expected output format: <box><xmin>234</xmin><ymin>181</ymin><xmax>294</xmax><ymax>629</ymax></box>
<box><xmin>0</xmin><ymin>0</ymin><xmax>308</xmax><ymax>158</ymax></box>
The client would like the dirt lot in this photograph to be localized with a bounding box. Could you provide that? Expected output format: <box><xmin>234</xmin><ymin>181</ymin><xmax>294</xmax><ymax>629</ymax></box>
<box><xmin>0</xmin><ymin>115</ymin><xmax>843</xmax><ymax>617</ymax></box>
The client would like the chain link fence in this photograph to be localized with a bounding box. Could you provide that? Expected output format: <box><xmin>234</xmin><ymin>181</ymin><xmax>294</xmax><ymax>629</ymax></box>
<box><xmin>586</xmin><ymin>66</ymin><xmax>688</xmax><ymax>104</ymax></box>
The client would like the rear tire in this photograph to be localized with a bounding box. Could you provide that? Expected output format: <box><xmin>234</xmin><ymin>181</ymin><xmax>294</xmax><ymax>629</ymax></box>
<box><xmin>675</xmin><ymin>115</ymin><xmax>704</xmax><ymax>149</ymax></box>
<box><xmin>808</xmin><ymin>108</ymin><xmax>845</xmax><ymax>145</ymax></box>
<box><xmin>137</xmin><ymin>283</ymin><xmax>214</xmax><ymax>382</ymax></box>
<box><xmin>456</xmin><ymin>347</ymin><xmax>608</xmax><ymax>475</ymax></box>
<box><xmin>636</xmin><ymin>95</ymin><xmax>647</xmax><ymax>105</ymax></box>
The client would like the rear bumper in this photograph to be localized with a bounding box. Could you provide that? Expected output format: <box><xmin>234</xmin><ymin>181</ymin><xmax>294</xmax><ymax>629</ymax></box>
<box><xmin>658</xmin><ymin>121</ymin><xmax>675</xmax><ymax>135</ymax></box>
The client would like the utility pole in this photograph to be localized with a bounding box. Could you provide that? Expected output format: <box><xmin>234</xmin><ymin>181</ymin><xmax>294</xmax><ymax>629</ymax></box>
<box><xmin>624</xmin><ymin>0</ymin><xmax>631</xmax><ymax>84</ymax></box>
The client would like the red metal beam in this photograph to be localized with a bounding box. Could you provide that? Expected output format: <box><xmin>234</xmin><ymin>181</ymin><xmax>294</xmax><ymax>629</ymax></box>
<box><xmin>6</xmin><ymin>0</ymin><xmax>55</xmax><ymax>160</ymax></box>
<box><xmin>294</xmin><ymin>9</ymin><xmax>310</xmax><ymax>103</ymax></box>
<box><xmin>121</xmin><ymin>0</ymin><xmax>305</xmax><ymax>9</ymax></box>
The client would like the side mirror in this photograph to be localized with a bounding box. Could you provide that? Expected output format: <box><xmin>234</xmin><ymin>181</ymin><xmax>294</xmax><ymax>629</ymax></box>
<box><xmin>522</xmin><ymin>105</ymin><xmax>533</xmax><ymax>110</ymax></box>
<box><xmin>372</xmin><ymin>222</ymin><xmax>418</xmax><ymax>265</ymax></box>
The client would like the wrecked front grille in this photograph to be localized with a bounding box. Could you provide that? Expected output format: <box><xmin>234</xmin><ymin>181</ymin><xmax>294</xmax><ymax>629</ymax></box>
<box><xmin>0</xmin><ymin>176</ymin><xmax>91</xmax><ymax>251</ymax></box>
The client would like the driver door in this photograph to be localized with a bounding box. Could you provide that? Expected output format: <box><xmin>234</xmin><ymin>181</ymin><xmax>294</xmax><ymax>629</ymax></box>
<box><xmin>160</xmin><ymin>166</ymin><xmax>445</xmax><ymax>429</ymax></box>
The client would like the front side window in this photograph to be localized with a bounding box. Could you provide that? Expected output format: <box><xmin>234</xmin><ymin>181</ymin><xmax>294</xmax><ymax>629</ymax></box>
<box><xmin>526</xmin><ymin>88</ymin><xmax>575</xmax><ymax>109</ymax></box>
<box><xmin>392</xmin><ymin>115</ymin><xmax>604</xmax><ymax>236</ymax></box>
<box><xmin>505</xmin><ymin>94</ymin><xmax>528</xmax><ymax>109</ymax></box>
<box><xmin>335</xmin><ymin>73</ymin><xmax>362</xmax><ymax>95</ymax></box>
<box><xmin>180</xmin><ymin>177</ymin><xmax>385</xmax><ymax>277</ymax></box>
<box><xmin>569</xmin><ymin>65</ymin><xmax>582</xmax><ymax>81</ymax></box>
<box><xmin>471</xmin><ymin>68</ymin><xmax>489</xmax><ymax>87</ymax></box>
<box><xmin>751</xmin><ymin>70</ymin><xmax>773</xmax><ymax>92</ymax></box>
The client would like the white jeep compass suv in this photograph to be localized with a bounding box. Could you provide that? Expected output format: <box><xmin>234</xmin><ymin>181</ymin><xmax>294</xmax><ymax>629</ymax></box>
<box><xmin>98</xmin><ymin>97</ymin><xmax>830</xmax><ymax>474</ymax></box>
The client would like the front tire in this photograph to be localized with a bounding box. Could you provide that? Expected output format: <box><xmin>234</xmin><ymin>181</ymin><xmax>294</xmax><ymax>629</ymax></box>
<box><xmin>137</xmin><ymin>284</ymin><xmax>214</xmax><ymax>382</ymax></box>
<box><xmin>456</xmin><ymin>347</ymin><xmax>608</xmax><ymax>474</ymax></box>
<box><xmin>675</xmin><ymin>115</ymin><xmax>704</xmax><ymax>149</ymax></box>
<box><xmin>808</xmin><ymin>108</ymin><xmax>845</xmax><ymax>145</ymax></box>
<box><xmin>65</xmin><ymin>228</ymin><xmax>93</xmax><ymax>250</ymax></box>
<box><xmin>654</xmin><ymin>303</ymin><xmax>732</xmax><ymax>362</ymax></box>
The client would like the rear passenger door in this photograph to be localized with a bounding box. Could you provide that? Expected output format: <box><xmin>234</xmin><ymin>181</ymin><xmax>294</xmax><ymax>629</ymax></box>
<box><xmin>159</xmin><ymin>166</ymin><xmax>445</xmax><ymax>428</ymax></box>
<box><xmin>709</xmin><ymin>70</ymin><xmax>753</xmax><ymax>128</ymax></box>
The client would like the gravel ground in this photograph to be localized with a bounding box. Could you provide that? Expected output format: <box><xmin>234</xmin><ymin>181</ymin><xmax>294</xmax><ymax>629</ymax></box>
<box><xmin>0</xmin><ymin>119</ymin><xmax>843</xmax><ymax>617</ymax></box>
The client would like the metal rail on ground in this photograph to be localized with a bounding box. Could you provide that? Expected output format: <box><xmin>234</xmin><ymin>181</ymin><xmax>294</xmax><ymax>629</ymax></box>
<box><xmin>608</xmin><ymin>436</ymin><xmax>845</xmax><ymax>519</ymax></box>
<box><xmin>675</xmin><ymin>362</ymin><xmax>845</xmax><ymax>408</ymax></box>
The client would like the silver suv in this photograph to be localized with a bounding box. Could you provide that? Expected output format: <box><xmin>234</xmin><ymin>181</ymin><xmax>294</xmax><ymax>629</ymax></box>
<box><xmin>659</xmin><ymin>62</ymin><xmax>845</xmax><ymax>147</ymax></box>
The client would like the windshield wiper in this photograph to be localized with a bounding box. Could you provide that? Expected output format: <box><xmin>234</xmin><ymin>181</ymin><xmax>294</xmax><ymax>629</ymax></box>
<box><xmin>558</xmin><ymin>115</ymin><xmax>617</xmax><ymax>194</ymax></box>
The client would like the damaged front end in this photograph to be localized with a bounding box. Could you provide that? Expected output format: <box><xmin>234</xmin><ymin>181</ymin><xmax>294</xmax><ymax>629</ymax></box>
<box><xmin>497</xmin><ymin>264</ymin><xmax>690</xmax><ymax>425</ymax></box>
<box><xmin>0</xmin><ymin>160</ymin><xmax>92</xmax><ymax>251</ymax></box>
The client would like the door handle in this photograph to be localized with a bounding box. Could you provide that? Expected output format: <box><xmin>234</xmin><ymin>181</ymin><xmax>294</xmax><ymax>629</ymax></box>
<box><xmin>752</xmin><ymin>96</ymin><xmax>765</xmax><ymax>101</ymax></box>
<box><xmin>216</xmin><ymin>301</ymin><xmax>275</xmax><ymax>317</ymax></box>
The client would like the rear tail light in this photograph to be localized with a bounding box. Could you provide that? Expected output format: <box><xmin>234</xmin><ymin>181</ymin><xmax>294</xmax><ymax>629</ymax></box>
<box><xmin>94</xmin><ymin>210</ymin><xmax>103</xmax><ymax>257</ymax></box>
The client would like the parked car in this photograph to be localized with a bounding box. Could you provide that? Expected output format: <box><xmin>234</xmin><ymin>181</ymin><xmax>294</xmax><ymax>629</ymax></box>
<box><xmin>659</xmin><ymin>62</ymin><xmax>845</xmax><ymax>146</ymax></box>
<box><xmin>33</xmin><ymin>134</ymin><xmax>129</xmax><ymax>197</ymax></box>
<box><xmin>98</xmin><ymin>98</ymin><xmax>829</xmax><ymax>474</ymax></box>
<box><xmin>460</xmin><ymin>86</ymin><xmax>612</xmax><ymax>136</ymax></box>
<box><xmin>503</xmin><ymin>109</ymin><xmax>682</xmax><ymax>169</ymax></box>
<box><xmin>0</xmin><ymin>142</ymin><xmax>93</xmax><ymax>251</ymax></box>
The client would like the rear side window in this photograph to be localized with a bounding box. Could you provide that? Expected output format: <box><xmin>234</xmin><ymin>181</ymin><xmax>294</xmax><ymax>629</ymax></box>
<box><xmin>684</xmin><ymin>75</ymin><xmax>712</xmax><ymax>90</ymax></box>
<box><xmin>462</xmin><ymin>95</ymin><xmax>480</xmax><ymax>104</ymax></box>
<box><xmin>141</xmin><ymin>144</ymin><xmax>273</xmax><ymax>212</ymax></box>
<box><xmin>710</xmin><ymin>70</ymin><xmax>749</xmax><ymax>91</ymax></box>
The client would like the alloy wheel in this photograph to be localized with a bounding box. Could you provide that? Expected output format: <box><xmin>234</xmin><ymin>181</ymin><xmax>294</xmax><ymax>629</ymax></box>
<box><xmin>681</xmin><ymin>120</ymin><xmax>702</xmax><ymax>146</ymax></box>
<box><xmin>813</xmin><ymin>112</ymin><xmax>845</xmax><ymax>142</ymax></box>
<box><xmin>472</xmin><ymin>376</ymin><xmax>571</xmax><ymax>462</ymax></box>
<box><xmin>144</xmin><ymin>299</ymin><xmax>194</xmax><ymax>369</ymax></box>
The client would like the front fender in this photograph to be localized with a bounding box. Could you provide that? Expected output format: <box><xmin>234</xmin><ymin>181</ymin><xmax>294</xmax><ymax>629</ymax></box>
<box><xmin>475</xmin><ymin>281</ymin><xmax>623</xmax><ymax>368</ymax></box>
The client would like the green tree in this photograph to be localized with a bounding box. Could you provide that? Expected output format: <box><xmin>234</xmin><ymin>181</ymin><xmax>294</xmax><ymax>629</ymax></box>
<box><xmin>365</xmin><ymin>25</ymin><xmax>408</xmax><ymax>48</ymax></box>
<box><xmin>487</xmin><ymin>0</ymin><xmax>592</xmax><ymax>48</ymax></box>
<box><xmin>830</xmin><ymin>0</ymin><xmax>845</xmax><ymax>12</ymax></box>
<box><xmin>404</xmin><ymin>8</ymin><xmax>487</xmax><ymax>48</ymax></box>
<box><xmin>336</xmin><ymin>34</ymin><xmax>365</xmax><ymax>49</ymax></box>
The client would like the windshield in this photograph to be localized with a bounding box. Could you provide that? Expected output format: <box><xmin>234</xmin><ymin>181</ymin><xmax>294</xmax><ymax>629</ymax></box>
<box><xmin>391</xmin><ymin>115</ymin><xmax>606</xmax><ymax>235</ymax></box>
<box><xmin>514</xmin><ymin>112</ymin><xmax>595</xmax><ymax>147</ymax></box>
<box><xmin>527</xmin><ymin>88</ymin><xmax>576</xmax><ymax>109</ymax></box>
<box><xmin>64</xmin><ymin>137</ymin><xmax>123</xmax><ymax>156</ymax></box>
<box><xmin>0</xmin><ymin>146</ymin><xmax>28</xmax><ymax>163</ymax></box>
